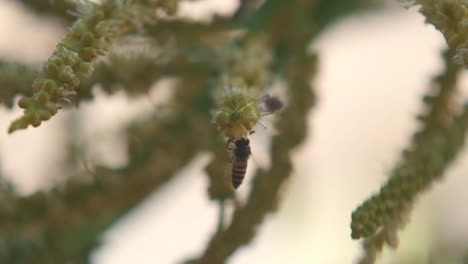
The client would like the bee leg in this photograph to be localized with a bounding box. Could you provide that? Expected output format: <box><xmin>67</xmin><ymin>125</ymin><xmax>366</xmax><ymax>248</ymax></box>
<box><xmin>259</xmin><ymin>119</ymin><xmax>268</xmax><ymax>129</ymax></box>
<box><xmin>249</xmin><ymin>130</ymin><xmax>255</xmax><ymax>135</ymax></box>
<box><xmin>226</xmin><ymin>138</ymin><xmax>235</xmax><ymax>150</ymax></box>
<box><xmin>260</xmin><ymin>111</ymin><xmax>274</xmax><ymax>116</ymax></box>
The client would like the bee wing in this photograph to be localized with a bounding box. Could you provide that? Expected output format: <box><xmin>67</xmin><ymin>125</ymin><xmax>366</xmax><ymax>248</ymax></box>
<box><xmin>258</xmin><ymin>94</ymin><xmax>284</xmax><ymax>116</ymax></box>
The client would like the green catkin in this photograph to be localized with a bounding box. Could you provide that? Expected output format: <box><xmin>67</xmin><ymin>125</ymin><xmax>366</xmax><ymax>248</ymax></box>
<box><xmin>8</xmin><ymin>0</ymin><xmax>178</xmax><ymax>133</ymax></box>
<box><xmin>213</xmin><ymin>38</ymin><xmax>273</xmax><ymax>140</ymax></box>
<box><xmin>221</xmin><ymin>37</ymin><xmax>273</xmax><ymax>89</ymax></box>
<box><xmin>402</xmin><ymin>0</ymin><xmax>468</xmax><ymax>66</ymax></box>
<box><xmin>352</xmin><ymin>49</ymin><xmax>464</xmax><ymax>263</ymax></box>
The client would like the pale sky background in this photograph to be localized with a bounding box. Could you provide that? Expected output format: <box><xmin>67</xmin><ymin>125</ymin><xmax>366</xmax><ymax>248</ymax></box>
<box><xmin>0</xmin><ymin>0</ymin><xmax>468</xmax><ymax>263</ymax></box>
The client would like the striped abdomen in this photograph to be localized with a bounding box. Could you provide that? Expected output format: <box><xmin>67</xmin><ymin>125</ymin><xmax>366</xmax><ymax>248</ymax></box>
<box><xmin>232</xmin><ymin>157</ymin><xmax>248</xmax><ymax>189</ymax></box>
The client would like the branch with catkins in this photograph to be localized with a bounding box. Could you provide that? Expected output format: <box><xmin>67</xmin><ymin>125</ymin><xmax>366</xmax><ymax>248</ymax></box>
<box><xmin>351</xmin><ymin>49</ymin><xmax>465</xmax><ymax>264</ymax></box>
<box><xmin>8</xmin><ymin>0</ymin><xmax>179</xmax><ymax>133</ymax></box>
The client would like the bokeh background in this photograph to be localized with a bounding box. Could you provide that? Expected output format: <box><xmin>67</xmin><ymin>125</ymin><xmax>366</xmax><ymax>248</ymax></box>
<box><xmin>0</xmin><ymin>0</ymin><xmax>467</xmax><ymax>263</ymax></box>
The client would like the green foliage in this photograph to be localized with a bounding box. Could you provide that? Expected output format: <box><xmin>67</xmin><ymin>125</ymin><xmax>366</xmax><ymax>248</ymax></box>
<box><xmin>0</xmin><ymin>0</ymin><xmax>467</xmax><ymax>263</ymax></box>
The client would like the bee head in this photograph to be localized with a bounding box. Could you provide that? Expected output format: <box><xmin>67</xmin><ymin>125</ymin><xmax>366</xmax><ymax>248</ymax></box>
<box><xmin>235</xmin><ymin>138</ymin><xmax>250</xmax><ymax>147</ymax></box>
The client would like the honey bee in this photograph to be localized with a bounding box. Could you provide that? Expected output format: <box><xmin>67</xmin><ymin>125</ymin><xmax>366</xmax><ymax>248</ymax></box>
<box><xmin>227</xmin><ymin>137</ymin><xmax>251</xmax><ymax>189</ymax></box>
<box><xmin>214</xmin><ymin>85</ymin><xmax>283</xmax><ymax>189</ymax></box>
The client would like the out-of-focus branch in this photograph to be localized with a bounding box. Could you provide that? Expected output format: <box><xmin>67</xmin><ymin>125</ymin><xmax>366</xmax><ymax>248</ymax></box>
<box><xmin>79</xmin><ymin>50</ymin><xmax>219</xmax><ymax>99</ymax></box>
<box><xmin>17</xmin><ymin>0</ymin><xmax>76</xmax><ymax>22</ymax></box>
<box><xmin>233</xmin><ymin>0</ymin><xmax>261</xmax><ymax>20</ymax></box>
<box><xmin>312</xmin><ymin>0</ymin><xmax>380</xmax><ymax>32</ymax></box>
<box><xmin>0</xmin><ymin>117</ymin><xmax>196</xmax><ymax>262</ymax></box>
<box><xmin>143</xmin><ymin>16</ymin><xmax>234</xmax><ymax>45</ymax></box>
<box><xmin>203</xmin><ymin>137</ymin><xmax>235</xmax><ymax>200</ymax></box>
<box><xmin>0</xmin><ymin>60</ymin><xmax>38</xmax><ymax>108</ymax></box>
<box><xmin>0</xmin><ymin>73</ymin><xmax>217</xmax><ymax>262</ymax></box>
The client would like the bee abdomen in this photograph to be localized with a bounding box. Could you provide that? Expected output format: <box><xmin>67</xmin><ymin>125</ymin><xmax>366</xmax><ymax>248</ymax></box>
<box><xmin>232</xmin><ymin>160</ymin><xmax>247</xmax><ymax>189</ymax></box>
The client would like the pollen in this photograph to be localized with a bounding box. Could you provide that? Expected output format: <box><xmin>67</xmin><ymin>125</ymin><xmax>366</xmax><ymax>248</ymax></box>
<box><xmin>214</xmin><ymin>85</ymin><xmax>261</xmax><ymax>139</ymax></box>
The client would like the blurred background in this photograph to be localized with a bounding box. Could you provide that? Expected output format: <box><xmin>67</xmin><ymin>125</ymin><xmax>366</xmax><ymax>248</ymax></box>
<box><xmin>0</xmin><ymin>0</ymin><xmax>468</xmax><ymax>263</ymax></box>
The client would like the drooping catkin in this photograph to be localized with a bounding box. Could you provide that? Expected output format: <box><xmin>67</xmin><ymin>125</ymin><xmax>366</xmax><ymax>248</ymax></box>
<box><xmin>8</xmin><ymin>0</ymin><xmax>179</xmax><ymax>133</ymax></box>
<box><xmin>352</xmin><ymin>49</ymin><xmax>464</xmax><ymax>262</ymax></box>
